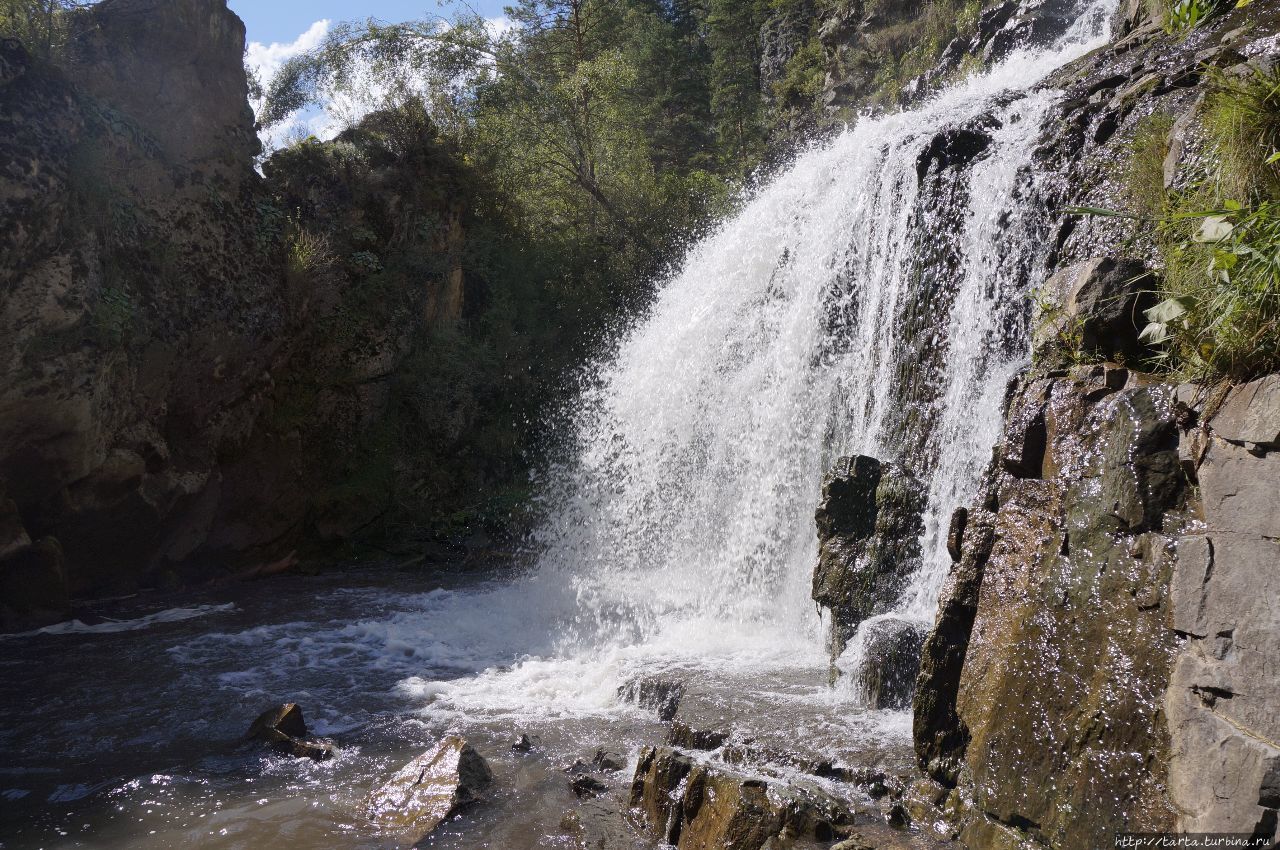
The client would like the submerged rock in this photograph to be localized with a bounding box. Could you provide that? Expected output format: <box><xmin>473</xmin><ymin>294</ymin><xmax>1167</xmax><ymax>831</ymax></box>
<box><xmin>245</xmin><ymin>704</ymin><xmax>333</xmax><ymax>761</ymax></box>
<box><xmin>366</xmin><ymin>736</ymin><xmax>493</xmax><ymax>838</ymax></box>
<box><xmin>813</xmin><ymin>456</ymin><xmax>926</xmax><ymax>657</ymax></box>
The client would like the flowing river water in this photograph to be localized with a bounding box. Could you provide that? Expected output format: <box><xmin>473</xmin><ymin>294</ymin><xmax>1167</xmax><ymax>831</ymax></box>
<box><xmin>0</xmin><ymin>2</ymin><xmax>1117</xmax><ymax>846</ymax></box>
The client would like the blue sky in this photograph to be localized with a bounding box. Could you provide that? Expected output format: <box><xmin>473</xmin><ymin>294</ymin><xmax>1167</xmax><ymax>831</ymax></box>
<box><xmin>229</xmin><ymin>1</ymin><xmax>508</xmax><ymax>46</ymax></box>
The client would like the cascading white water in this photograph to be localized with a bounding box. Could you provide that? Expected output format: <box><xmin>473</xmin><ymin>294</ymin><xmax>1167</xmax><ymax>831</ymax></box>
<box><xmin>530</xmin><ymin>0</ymin><xmax>1117</xmax><ymax>664</ymax></box>
<box><xmin>390</xmin><ymin>0</ymin><xmax>1120</xmax><ymax>721</ymax></box>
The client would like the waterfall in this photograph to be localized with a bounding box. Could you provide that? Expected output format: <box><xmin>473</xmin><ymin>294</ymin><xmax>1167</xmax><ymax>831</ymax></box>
<box><xmin>529</xmin><ymin>0</ymin><xmax>1117</xmax><ymax>663</ymax></box>
<box><xmin>399</xmin><ymin>0</ymin><xmax>1120</xmax><ymax>723</ymax></box>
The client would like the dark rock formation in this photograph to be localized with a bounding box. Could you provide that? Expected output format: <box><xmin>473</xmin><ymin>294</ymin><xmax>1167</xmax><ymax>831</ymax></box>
<box><xmin>245</xmin><ymin>703</ymin><xmax>334</xmax><ymax>761</ymax></box>
<box><xmin>365</xmin><ymin>736</ymin><xmax>493</xmax><ymax>839</ymax></box>
<box><xmin>0</xmin><ymin>0</ymin><xmax>483</xmax><ymax>611</ymax></box>
<box><xmin>914</xmin><ymin>370</ymin><xmax>1188</xmax><ymax>847</ymax></box>
<box><xmin>617</xmin><ymin>676</ymin><xmax>684</xmax><ymax>722</ymax></box>
<box><xmin>847</xmin><ymin>616</ymin><xmax>926</xmax><ymax>711</ymax></box>
<box><xmin>630</xmin><ymin>747</ymin><xmax>854</xmax><ymax>849</ymax></box>
<box><xmin>813</xmin><ymin>455</ymin><xmax>926</xmax><ymax>657</ymax></box>
<box><xmin>1032</xmin><ymin>256</ymin><xmax>1156</xmax><ymax>365</ymax></box>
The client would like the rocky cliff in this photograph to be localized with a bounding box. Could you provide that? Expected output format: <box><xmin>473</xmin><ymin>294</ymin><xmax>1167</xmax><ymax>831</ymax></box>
<box><xmin>0</xmin><ymin>0</ymin><xmax>498</xmax><ymax>628</ymax></box>
<box><xmin>903</xmin><ymin>2</ymin><xmax>1280</xmax><ymax>846</ymax></box>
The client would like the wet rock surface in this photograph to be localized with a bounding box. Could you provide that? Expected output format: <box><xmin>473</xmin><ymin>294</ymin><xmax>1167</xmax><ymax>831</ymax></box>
<box><xmin>813</xmin><ymin>456</ymin><xmax>927</xmax><ymax>657</ymax></box>
<box><xmin>915</xmin><ymin>372</ymin><xmax>1188</xmax><ymax>847</ymax></box>
<box><xmin>245</xmin><ymin>703</ymin><xmax>334</xmax><ymax>761</ymax></box>
<box><xmin>845</xmin><ymin>617</ymin><xmax>925</xmax><ymax>711</ymax></box>
<box><xmin>365</xmin><ymin>735</ymin><xmax>493</xmax><ymax>839</ymax></box>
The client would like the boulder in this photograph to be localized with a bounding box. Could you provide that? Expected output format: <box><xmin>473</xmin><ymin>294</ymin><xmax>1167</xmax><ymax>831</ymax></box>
<box><xmin>843</xmin><ymin>616</ymin><xmax>926</xmax><ymax>711</ymax></box>
<box><xmin>592</xmin><ymin>749</ymin><xmax>625</xmax><ymax>772</ymax></box>
<box><xmin>1033</xmin><ymin>257</ymin><xmax>1156</xmax><ymax>365</ymax></box>
<box><xmin>569</xmin><ymin>774</ymin><xmax>609</xmax><ymax>798</ymax></box>
<box><xmin>630</xmin><ymin>747</ymin><xmax>854</xmax><ymax>849</ymax></box>
<box><xmin>1208</xmin><ymin>374</ymin><xmax>1280</xmax><ymax>449</ymax></box>
<box><xmin>813</xmin><ymin>456</ymin><xmax>926</xmax><ymax>657</ymax></box>
<box><xmin>366</xmin><ymin>736</ymin><xmax>493</xmax><ymax>838</ymax></box>
<box><xmin>245</xmin><ymin>704</ymin><xmax>333</xmax><ymax>761</ymax></box>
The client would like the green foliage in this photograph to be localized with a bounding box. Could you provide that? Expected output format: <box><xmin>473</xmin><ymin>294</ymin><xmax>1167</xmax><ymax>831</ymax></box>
<box><xmin>0</xmin><ymin>0</ymin><xmax>92</xmax><ymax>59</ymax></box>
<box><xmin>286</xmin><ymin>229</ymin><xmax>333</xmax><ymax>285</ymax></box>
<box><xmin>1202</xmin><ymin>65</ymin><xmax>1280</xmax><ymax>199</ymax></box>
<box><xmin>1142</xmin><ymin>203</ymin><xmax>1280</xmax><ymax>378</ymax></box>
<box><xmin>1096</xmin><ymin>68</ymin><xmax>1280</xmax><ymax>380</ymax></box>
<box><xmin>1125</xmin><ymin>112</ymin><xmax>1175</xmax><ymax>217</ymax></box>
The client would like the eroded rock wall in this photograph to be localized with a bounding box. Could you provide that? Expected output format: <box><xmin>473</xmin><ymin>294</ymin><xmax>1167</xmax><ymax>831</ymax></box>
<box><xmin>908</xmin><ymin>4</ymin><xmax>1280</xmax><ymax>845</ymax></box>
<box><xmin>0</xmin><ymin>0</ymin><xmax>473</xmax><ymax>626</ymax></box>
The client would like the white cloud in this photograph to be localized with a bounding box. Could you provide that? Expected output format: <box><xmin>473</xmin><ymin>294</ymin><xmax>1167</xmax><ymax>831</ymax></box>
<box><xmin>246</xmin><ymin>19</ymin><xmax>331</xmax><ymax>88</ymax></box>
<box><xmin>247</xmin><ymin>15</ymin><xmax>515</xmax><ymax>155</ymax></box>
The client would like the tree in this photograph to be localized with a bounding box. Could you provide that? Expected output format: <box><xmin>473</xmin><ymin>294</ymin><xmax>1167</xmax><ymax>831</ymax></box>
<box><xmin>0</xmin><ymin>0</ymin><xmax>93</xmax><ymax>59</ymax></box>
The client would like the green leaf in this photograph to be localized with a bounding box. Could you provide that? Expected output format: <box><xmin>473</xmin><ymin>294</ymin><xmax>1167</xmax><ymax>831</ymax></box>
<box><xmin>1267</xmin><ymin>150</ymin><xmax>1280</xmax><ymax>164</ymax></box>
<box><xmin>1145</xmin><ymin>297</ymin><xmax>1190</xmax><ymax>324</ymax></box>
<box><xmin>1213</xmin><ymin>250</ymin><xmax>1240</xmax><ymax>270</ymax></box>
<box><xmin>1223</xmin><ymin>199</ymin><xmax>1242</xmax><ymax>211</ymax></box>
<box><xmin>1063</xmin><ymin>206</ymin><xmax>1142</xmax><ymax>220</ymax></box>
<box><xmin>1139</xmin><ymin>322</ymin><xmax>1170</xmax><ymax>344</ymax></box>
<box><xmin>1194</xmin><ymin>215</ymin><xmax>1234</xmax><ymax>243</ymax></box>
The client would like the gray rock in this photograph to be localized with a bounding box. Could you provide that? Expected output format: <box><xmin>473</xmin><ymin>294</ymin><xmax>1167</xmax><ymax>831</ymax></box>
<box><xmin>1209</xmin><ymin>374</ymin><xmax>1280</xmax><ymax>448</ymax></box>
<box><xmin>1196</xmin><ymin>438</ymin><xmax>1280</xmax><ymax>538</ymax></box>
<box><xmin>845</xmin><ymin>616</ymin><xmax>926</xmax><ymax>711</ymax></box>
<box><xmin>366</xmin><ymin>736</ymin><xmax>493</xmax><ymax>838</ymax></box>
<box><xmin>1033</xmin><ymin>257</ymin><xmax>1156</xmax><ymax>365</ymax></box>
<box><xmin>813</xmin><ymin>456</ymin><xmax>926</xmax><ymax>657</ymax></box>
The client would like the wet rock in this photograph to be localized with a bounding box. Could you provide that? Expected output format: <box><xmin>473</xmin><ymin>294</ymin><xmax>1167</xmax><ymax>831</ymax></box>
<box><xmin>245</xmin><ymin>704</ymin><xmax>333</xmax><ymax>761</ymax></box>
<box><xmin>631</xmin><ymin>747</ymin><xmax>854</xmax><ymax>849</ymax></box>
<box><xmin>592</xmin><ymin>749</ymin><xmax>624</xmax><ymax>772</ymax></box>
<box><xmin>617</xmin><ymin>676</ymin><xmax>684</xmax><ymax>722</ymax></box>
<box><xmin>813</xmin><ymin>456</ymin><xmax>926</xmax><ymax>657</ymax></box>
<box><xmin>366</xmin><ymin>736</ymin><xmax>492</xmax><ymax>838</ymax></box>
<box><xmin>846</xmin><ymin>617</ymin><xmax>926</xmax><ymax>711</ymax></box>
<box><xmin>668</xmin><ymin>720</ymin><xmax>730</xmax><ymax>751</ymax></box>
<box><xmin>563</xmin><ymin>758</ymin><xmax>592</xmax><ymax>775</ymax></box>
<box><xmin>1033</xmin><ymin>257</ymin><xmax>1156</xmax><ymax>365</ymax></box>
<box><xmin>945</xmin><ymin>507</ymin><xmax>967</xmax><ymax>563</ymax></box>
<box><xmin>916</xmin><ymin>377</ymin><xmax>1187</xmax><ymax>844</ymax></box>
<box><xmin>511</xmin><ymin>733</ymin><xmax>536</xmax><ymax>753</ymax></box>
<box><xmin>916</xmin><ymin>127</ymin><xmax>994</xmax><ymax>180</ymax></box>
<box><xmin>570</xmin><ymin>774</ymin><xmax>609</xmax><ymax>799</ymax></box>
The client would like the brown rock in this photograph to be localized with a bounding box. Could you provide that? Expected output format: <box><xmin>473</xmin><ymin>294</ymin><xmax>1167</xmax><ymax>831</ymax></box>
<box><xmin>245</xmin><ymin>703</ymin><xmax>333</xmax><ymax>761</ymax></box>
<box><xmin>366</xmin><ymin>736</ymin><xmax>492</xmax><ymax>838</ymax></box>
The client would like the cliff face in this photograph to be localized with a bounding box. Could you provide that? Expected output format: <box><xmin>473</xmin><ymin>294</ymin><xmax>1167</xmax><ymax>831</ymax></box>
<box><xmin>906</xmin><ymin>3</ymin><xmax>1280</xmax><ymax>845</ymax></box>
<box><xmin>0</xmin><ymin>0</ymin><xmax>477</xmax><ymax>626</ymax></box>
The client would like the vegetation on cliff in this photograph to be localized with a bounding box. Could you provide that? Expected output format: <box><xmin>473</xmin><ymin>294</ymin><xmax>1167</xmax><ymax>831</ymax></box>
<box><xmin>1116</xmin><ymin>64</ymin><xmax>1280</xmax><ymax>380</ymax></box>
